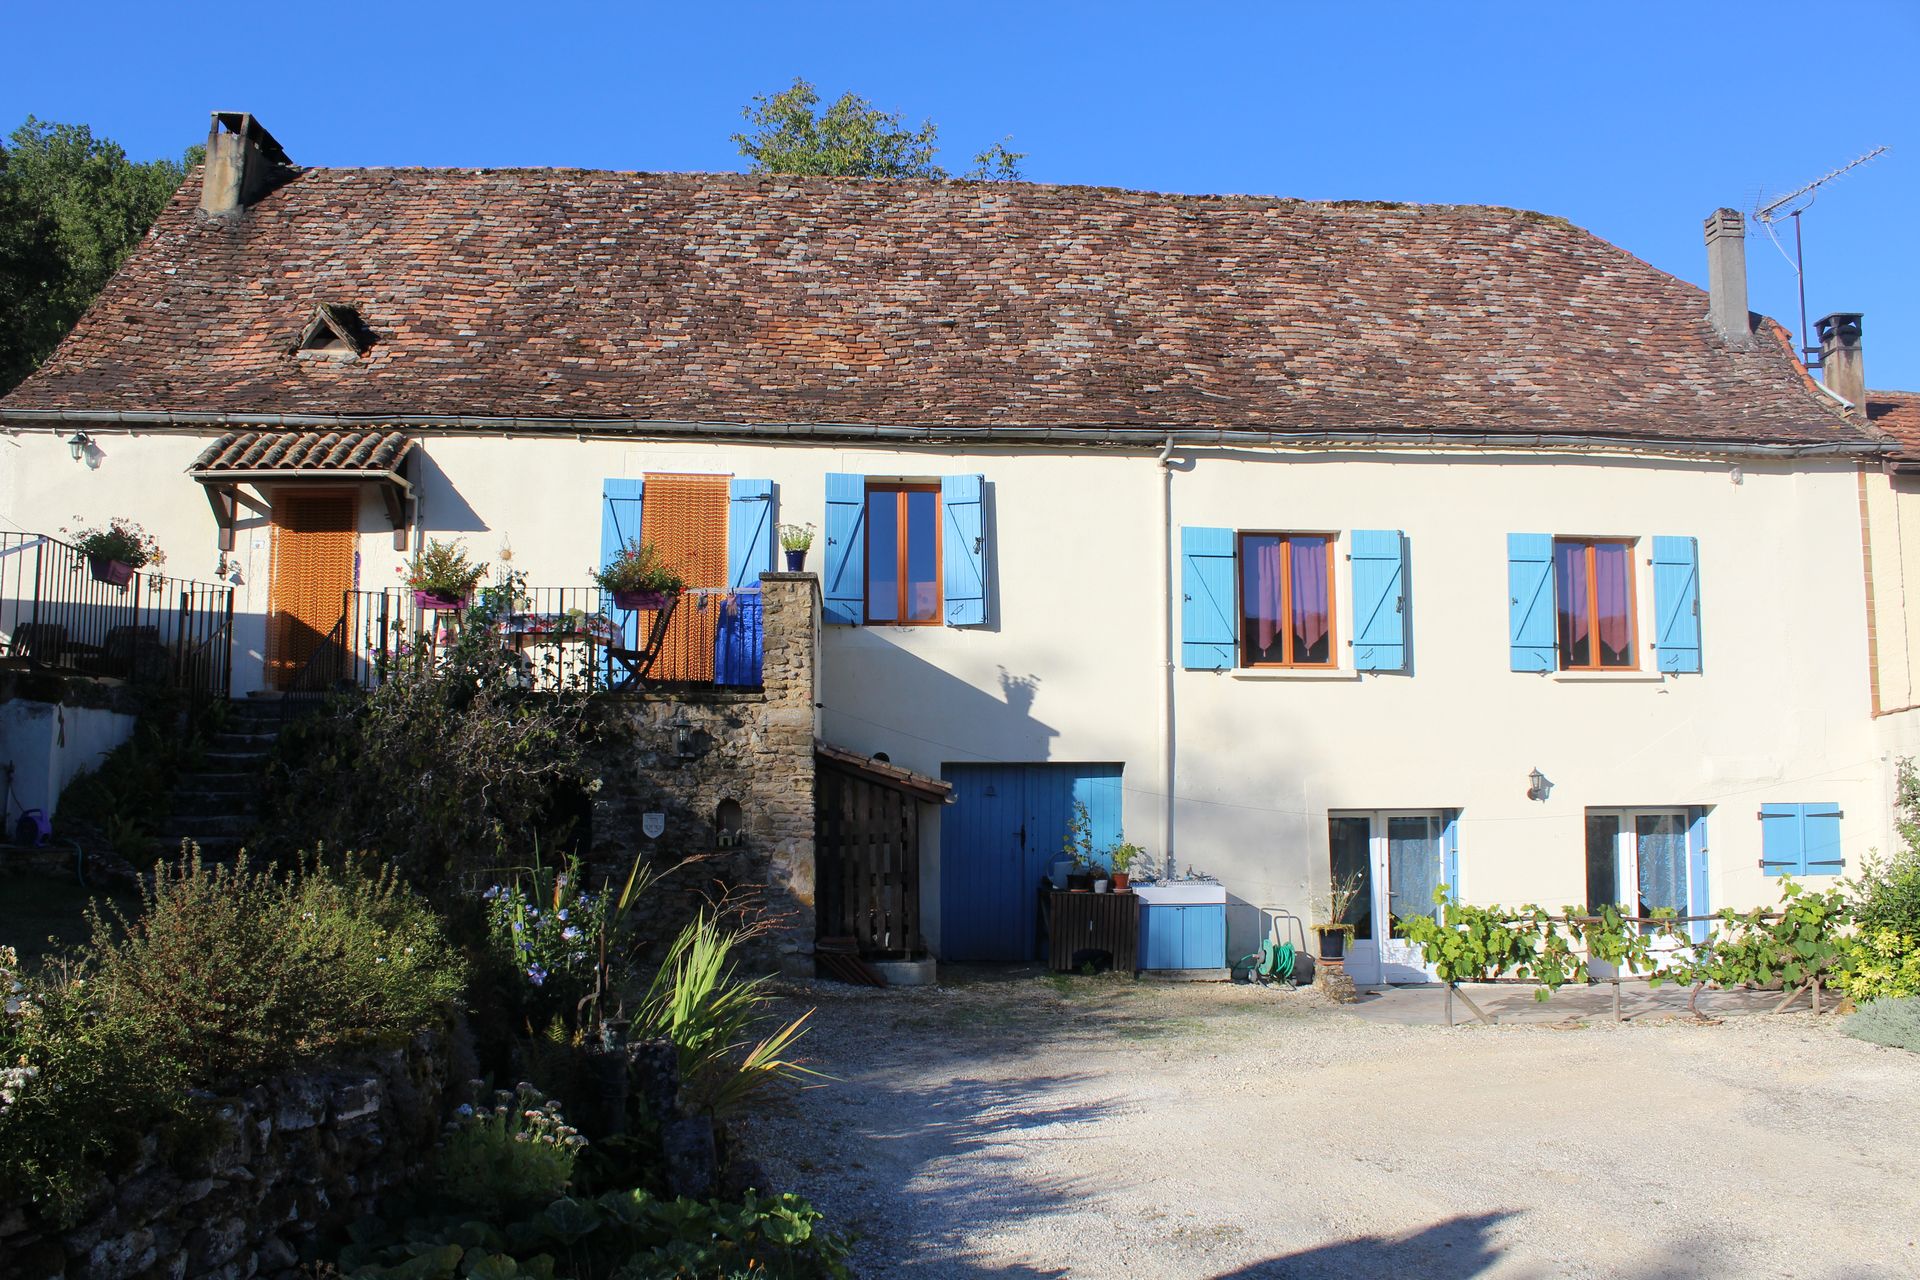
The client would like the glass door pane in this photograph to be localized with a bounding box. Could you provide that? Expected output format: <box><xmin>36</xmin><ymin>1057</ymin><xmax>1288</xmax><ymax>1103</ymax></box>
<box><xmin>1634</xmin><ymin>813</ymin><xmax>1688</xmax><ymax>928</ymax></box>
<box><xmin>1585</xmin><ymin>813</ymin><xmax>1622</xmax><ymax>910</ymax></box>
<box><xmin>1386</xmin><ymin>815</ymin><xmax>1443</xmax><ymax>936</ymax></box>
<box><xmin>1328</xmin><ymin>816</ymin><xmax>1374</xmax><ymax>940</ymax></box>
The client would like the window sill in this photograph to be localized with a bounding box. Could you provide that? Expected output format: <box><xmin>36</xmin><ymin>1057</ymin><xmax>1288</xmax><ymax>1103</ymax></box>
<box><xmin>1547</xmin><ymin>670</ymin><xmax>1667</xmax><ymax>684</ymax></box>
<box><xmin>1229</xmin><ymin>668</ymin><xmax>1363</xmax><ymax>682</ymax></box>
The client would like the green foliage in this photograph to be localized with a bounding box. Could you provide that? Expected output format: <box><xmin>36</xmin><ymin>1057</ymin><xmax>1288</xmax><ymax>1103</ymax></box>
<box><xmin>1108</xmin><ymin>840</ymin><xmax>1142</xmax><ymax>875</ymax></box>
<box><xmin>407</xmin><ymin>538</ymin><xmax>488</xmax><ymax>598</ymax></box>
<box><xmin>1846</xmin><ymin>996</ymin><xmax>1920</xmax><ymax>1054</ymax></box>
<box><xmin>1674</xmin><ymin>880</ymin><xmax>1852</xmax><ymax>993</ymax></box>
<box><xmin>635</xmin><ymin>913</ymin><xmax>819</xmax><ymax>1117</ymax></box>
<box><xmin>64</xmin><ymin>517</ymin><xmax>165</xmax><ymax>568</ymax></box>
<box><xmin>1838</xmin><ymin>759</ymin><xmax>1920</xmax><ymax>998</ymax></box>
<box><xmin>734</xmin><ymin>77</ymin><xmax>1022</xmax><ymax>182</ymax></box>
<box><xmin>1837</xmin><ymin>928</ymin><xmax>1920</xmax><ymax>1002</ymax></box>
<box><xmin>1061</xmin><ymin>801</ymin><xmax>1095</xmax><ymax>867</ymax></box>
<box><xmin>0</xmin><ymin>117</ymin><xmax>200</xmax><ymax>393</ymax></box>
<box><xmin>436</xmin><ymin>1083</ymin><xmax>586</xmax><ymax>1219</ymax></box>
<box><xmin>57</xmin><ymin>701</ymin><xmax>217</xmax><ymax>855</ymax></box>
<box><xmin>776</xmin><ymin>523</ymin><xmax>814</xmax><ymax>553</ymax></box>
<box><xmin>1399</xmin><ymin>889</ymin><xmax>1684</xmax><ymax>999</ymax></box>
<box><xmin>484</xmin><ymin>851</ymin><xmax>664</xmax><ymax>1037</ymax></box>
<box><xmin>589</xmin><ymin>539</ymin><xmax>685</xmax><ymax>596</ymax></box>
<box><xmin>85</xmin><ymin>851</ymin><xmax>464</xmax><ymax>1081</ymax></box>
<box><xmin>336</xmin><ymin>1185</ymin><xmax>851</xmax><ymax>1280</ymax></box>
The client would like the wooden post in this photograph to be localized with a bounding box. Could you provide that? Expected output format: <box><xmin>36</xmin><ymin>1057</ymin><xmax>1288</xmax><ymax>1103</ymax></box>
<box><xmin>1812</xmin><ymin>977</ymin><xmax>1822</xmax><ymax>1016</ymax></box>
<box><xmin>1446</xmin><ymin>982</ymin><xmax>1455</xmax><ymax>1027</ymax></box>
<box><xmin>1452</xmin><ymin>983</ymin><xmax>1495</xmax><ymax>1026</ymax></box>
<box><xmin>1612</xmin><ymin>978</ymin><xmax>1622</xmax><ymax>1022</ymax></box>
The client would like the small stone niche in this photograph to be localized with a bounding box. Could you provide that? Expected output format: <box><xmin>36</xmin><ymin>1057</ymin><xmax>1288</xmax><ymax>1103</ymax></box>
<box><xmin>714</xmin><ymin>797</ymin><xmax>745</xmax><ymax>849</ymax></box>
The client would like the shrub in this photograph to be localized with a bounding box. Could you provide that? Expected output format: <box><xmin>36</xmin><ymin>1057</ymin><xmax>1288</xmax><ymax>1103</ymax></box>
<box><xmin>406</xmin><ymin>537</ymin><xmax>488</xmax><ymax>597</ymax></box>
<box><xmin>64</xmin><ymin>517</ymin><xmax>164</xmax><ymax>568</ymax></box>
<box><xmin>635</xmin><ymin>913</ymin><xmax>818</xmax><ymax>1116</ymax></box>
<box><xmin>1838</xmin><ymin>928</ymin><xmax>1920</xmax><ymax>1003</ymax></box>
<box><xmin>84</xmin><ymin>851</ymin><xmax>464</xmax><ymax>1081</ymax></box>
<box><xmin>590</xmin><ymin>538</ymin><xmax>684</xmax><ymax>596</ymax></box>
<box><xmin>1846</xmin><ymin>996</ymin><xmax>1920</xmax><ymax>1054</ymax></box>
<box><xmin>436</xmin><ymin>1082</ymin><xmax>586</xmax><ymax>1218</ymax></box>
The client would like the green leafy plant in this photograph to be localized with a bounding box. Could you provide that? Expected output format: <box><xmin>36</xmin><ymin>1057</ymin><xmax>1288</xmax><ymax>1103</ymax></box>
<box><xmin>1673</xmin><ymin>879</ymin><xmax>1852</xmax><ymax>995</ymax></box>
<box><xmin>1108</xmin><ymin>840</ymin><xmax>1143</xmax><ymax>875</ymax></box>
<box><xmin>1398</xmin><ymin>891</ymin><xmax>1682</xmax><ymax>1000</ymax></box>
<box><xmin>1061</xmin><ymin>801</ymin><xmax>1096</xmax><ymax>869</ymax></box>
<box><xmin>590</xmin><ymin>538</ymin><xmax>685</xmax><ymax>596</ymax></box>
<box><xmin>1838</xmin><ymin>928</ymin><xmax>1920</xmax><ymax>1003</ymax></box>
<box><xmin>1846</xmin><ymin>996</ymin><xmax>1920</xmax><ymax>1054</ymax></box>
<box><xmin>408</xmin><ymin>538</ymin><xmax>488</xmax><ymax>598</ymax></box>
<box><xmin>64</xmin><ymin>516</ymin><xmax>164</xmax><ymax>567</ymax></box>
<box><xmin>777</xmin><ymin>523</ymin><xmax>815</xmax><ymax>553</ymax></box>
<box><xmin>437</xmin><ymin>1082</ymin><xmax>587</xmax><ymax>1218</ymax></box>
<box><xmin>635</xmin><ymin>912</ymin><xmax>819</xmax><ymax>1117</ymax></box>
<box><xmin>734</xmin><ymin>75</ymin><xmax>1021</xmax><ymax>183</ymax></box>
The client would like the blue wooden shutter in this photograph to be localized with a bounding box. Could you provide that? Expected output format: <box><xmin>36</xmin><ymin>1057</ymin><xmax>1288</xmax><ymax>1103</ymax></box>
<box><xmin>1759</xmin><ymin>803</ymin><xmax>1804</xmax><ymax>876</ymax></box>
<box><xmin>1181</xmin><ymin>526</ymin><xmax>1237</xmax><ymax>670</ymax></box>
<box><xmin>822</xmin><ymin>473</ymin><xmax>865</xmax><ymax>625</ymax></box>
<box><xmin>1686</xmin><ymin>808</ymin><xmax>1711</xmax><ymax>942</ymax></box>
<box><xmin>601</xmin><ymin>479</ymin><xmax>645</xmax><ymax>657</ymax></box>
<box><xmin>1508</xmin><ymin>533</ymin><xmax>1555</xmax><ymax>672</ymax></box>
<box><xmin>941</xmin><ymin>474</ymin><xmax>987</xmax><ymax>627</ymax></box>
<box><xmin>1653</xmin><ymin>535</ymin><xmax>1702</xmax><ymax>674</ymax></box>
<box><xmin>1802</xmin><ymin>804</ymin><xmax>1844</xmax><ymax>875</ymax></box>
<box><xmin>725</xmin><ymin>479</ymin><xmax>774</xmax><ymax>592</ymax></box>
<box><xmin>1442</xmin><ymin>810</ymin><xmax>1461</xmax><ymax>898</ymax></box>
<box><xmin>1350</xmin><ymin>529</ymin><xmax>1407</xmax><ymax>671</ymax></box>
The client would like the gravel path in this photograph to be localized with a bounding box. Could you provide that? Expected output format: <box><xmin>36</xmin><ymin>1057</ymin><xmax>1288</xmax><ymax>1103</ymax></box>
<box><xmin>737</xmin><ymin>976</ymin><xmax>1920</xmax><ymax>1279</ymax></box>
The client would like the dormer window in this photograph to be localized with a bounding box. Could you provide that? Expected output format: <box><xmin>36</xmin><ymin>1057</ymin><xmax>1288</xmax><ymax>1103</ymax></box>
<box><xmin>295</xmin><ymin>303</ymin><xmax>372</xmax><ymax>361</ymax></box>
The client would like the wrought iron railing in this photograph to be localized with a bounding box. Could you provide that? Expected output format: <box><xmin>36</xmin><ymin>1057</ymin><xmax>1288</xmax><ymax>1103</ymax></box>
<box><xmin>0</xmin><ymin>531</ymin><xmax>235</xmax><ymax>699</ymax></box>
<box><xmin>294</xmin><ymin>584</ymin><xmax>765</xmax><ymax>696</ymax></box>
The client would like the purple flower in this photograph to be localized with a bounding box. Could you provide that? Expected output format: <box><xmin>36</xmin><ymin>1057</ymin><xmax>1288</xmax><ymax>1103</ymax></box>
<box><xmin>526</xmin><ymin>964</ymin><xmax>547</xmax><ymax>987</ymax></box>
<box><xmin>561</xmin><ymin>926</ymin><xmax>581</xmax><ymax>942</ymax></box>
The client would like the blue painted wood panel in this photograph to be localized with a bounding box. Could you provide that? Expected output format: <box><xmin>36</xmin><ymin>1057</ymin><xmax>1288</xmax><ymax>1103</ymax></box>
<box><xmin>1138</xmin><ymin>903</ymin><xmax>1226</xmax><ymax>969</ymax></box>
<box><xmin>940</xmin><ymin>762</ymin><xmax>1125</xmax><ymax>962</ymax></box>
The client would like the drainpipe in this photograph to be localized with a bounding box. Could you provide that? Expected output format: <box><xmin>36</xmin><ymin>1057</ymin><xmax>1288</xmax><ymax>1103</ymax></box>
<box><xmin>1158</xmin><ymin>435</ymin><xmax>1177</xmax><ymax>877</ymax></box>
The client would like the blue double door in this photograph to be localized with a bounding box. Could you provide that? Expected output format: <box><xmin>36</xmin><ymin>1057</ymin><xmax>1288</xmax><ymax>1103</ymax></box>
<box><xmin>940</xmin><ymin>763</ymin><xmax>1123</xmax><ymax>962</ymax></box>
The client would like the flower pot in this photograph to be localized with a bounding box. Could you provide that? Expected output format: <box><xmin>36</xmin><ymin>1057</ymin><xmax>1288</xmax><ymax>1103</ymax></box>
<box><xmin>612</xmin><ymin>589</ymin><xmax>675</xmax><ymax>611</ymax></box>
<box><xmin>784</xmin><ymin>549</ymin><xmax>808</xmax><ymax>572</ymax></box>
<box><xmin>1066</xmin><ymin>872</ymin><xmax>1093</xmax><ymax>893</ymax></box>
<box><xmin>1093</xmin><ymin>879</ymin><xmax>1110</xmax><ymax>894</ymax></box>
<box><xmin>88</xmin><ymin>556</ymin><xmax>135</xmax><ymax>587</ymax></box>
<box><xmin>1316</xmin><ymin>928</ymin><xmax>1347</xmax><ymax>962</ymax></box>
<box><xmin>1111</xmin><ymin>871</ymin><xmax>1131</xmax><ymax>892</ymax></box>
<box><xmin>413</xmin><ymin>590</ymin><xmax>468</xmax><ymax>611</ymax></box>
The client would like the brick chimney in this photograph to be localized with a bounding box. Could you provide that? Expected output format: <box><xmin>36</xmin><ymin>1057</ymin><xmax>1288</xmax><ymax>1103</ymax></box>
<box><xmin>199</xmin><ymin>112</ymin><xmax>293</xmax><ymax>216</ymax></box>
<box><xmin>1817</xmin><ymin>312</ymin><xmax>1865</xmax><ymax>412</ymax></box>
<box><xmin>1704</xmin><ymin>208</ymin><xmax>1752</xmax><ymax>346</ymax></box>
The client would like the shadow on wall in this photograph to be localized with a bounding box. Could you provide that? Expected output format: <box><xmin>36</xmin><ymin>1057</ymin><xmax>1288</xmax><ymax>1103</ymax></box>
<box><xmin>413</xmin><ymin>450</ymin><xmax>491</xmax><ymax>536</ymax></box>
<box><xmin>817</xmin><ymin>634</ymin><xmax>1059</xmax><ymax>768</ymax></box>
<box><xmin>1210</xmin><ymin>1212</ymin><xmax>1517</xmax><ymax>1279</ymax></box>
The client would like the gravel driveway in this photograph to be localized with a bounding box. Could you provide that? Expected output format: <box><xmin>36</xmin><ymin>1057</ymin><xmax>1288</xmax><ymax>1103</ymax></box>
<box><xmin>737</xmin><ymin>975</ymin><xmax>1920</xmax><ymax>1279</ymax></box>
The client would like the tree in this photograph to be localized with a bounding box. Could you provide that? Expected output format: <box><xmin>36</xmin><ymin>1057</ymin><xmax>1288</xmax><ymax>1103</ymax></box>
<box><xmin>733</xmin><ymin>78</ymin><xmax>1024</xmax><ymax>182</ymax></box>
<box><xmin>0</xmin><ymin>117</ymin><xmax>201</xmax><ymax>393</ymax></box>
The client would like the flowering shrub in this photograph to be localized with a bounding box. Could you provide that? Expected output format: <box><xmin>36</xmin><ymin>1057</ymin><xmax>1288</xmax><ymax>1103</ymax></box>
<box><xmin>486</xmin><ymin>858</ymin><xmax>612</xmax><ymax>1023</ymax></box>
<box><xmin>436</xmin><ymin>1081</ymin><xmax>586</xmax><ymax>1217</ymax></box>
<box><xmin>590</xmin><ymin>538</ymin><xmax>684</xmax><ymax>596</ymax></box>
<box><xmin>64</xmin><ymin>517</ymin><xmax>164</xmax><ymax>568</ymax></box>
<box><xmin>1839</xmin><ymin>929</ymin><xmax>1920</xmax><ymax>1003</ymax></box>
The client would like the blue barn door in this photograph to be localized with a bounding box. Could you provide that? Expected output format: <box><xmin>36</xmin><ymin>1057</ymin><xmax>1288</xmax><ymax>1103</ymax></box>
<box><xmin>940</xmin><ymin>763</ymin><xmax>1124</xmax><ymax>962</ymax></box>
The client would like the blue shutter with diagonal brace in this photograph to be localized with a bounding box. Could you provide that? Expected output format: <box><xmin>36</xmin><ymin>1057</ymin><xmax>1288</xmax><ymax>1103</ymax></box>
<box><xmin>725</xmin><ymin>479</ymin><xmax>774</xmax><ymax>592</ymax></box>
<box><xmin>601</xmin><ymin>479</ymin><xmax>645</xmax><ymax>655</ymax></box>
<box><xmin>1686</xmin><ymin>808</ymin><xmax>1711</xmax><ymax>942</ymax></box>
<box><xmin>1802</xmin><ymin>805</ymin><xmax>1844</xmax><ymax>875</ymax></box>
<box><xmin>1653</xmin><ymin>535</ymin><xmax>1702</xmax><ymax>674</ymax></box>
<box><xmin>1181</xmin><ymin>527</ymin><xmax>1237</xmax><ymax>670</ymax></box>
<box><xmin>1760</xmin><ymin>802</ymin><xmax>1845</xmax><ymax>877</ymax></box>
<box><xmin>822</xmin><ymin>473</ymin><xmax>865</xmax><ymax>625</ymax></box>
<box><xmin>1350</xmin><ymin>529</ymin><xmax>1407</xmax><ymax>671</ymax></box>
<box><xmin>941</xmin><ymin>474</ymin><xmax>987</xmax><ymax>626</ymax></box>
<box><xmin>1508</xmin><ymin>533</ymin><xmax>1555</xmax><ymax>672</ymax></box>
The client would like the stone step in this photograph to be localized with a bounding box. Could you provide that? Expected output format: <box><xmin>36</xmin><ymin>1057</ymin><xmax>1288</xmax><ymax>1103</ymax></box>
<box><xmin>161</xmin><ymin>814</ymin><xmax>255</xmax><ymax>838</ymax></box>
<box><xmin>204</xmin><ymin>750</ymin><xmax>271</xmax><ymax>769</ymax></box>
<box><xmin>170</xmin><ymin>789</ymin><xmax>259</xmax><ymax>812</ymax></box>
<box><xmin>209</xmin><ymin>731</ymin><xmax>278</xmax><ymax>751</ymax></box>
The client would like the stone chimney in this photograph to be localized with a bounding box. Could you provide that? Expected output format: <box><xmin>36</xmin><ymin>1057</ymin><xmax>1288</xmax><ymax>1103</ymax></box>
<box><xmin>1704</xmin><ymin>208</ymin><xmax>1752</xmax><ymax>346</ymax></box>
<box><xmin>199</xmin><ymin>112</ymin><xmax>293</xmax><ymax>216</ymax></box>
<box><xmin>1817</xmin><ymin>312</ymin><xmax>1865</xmax><ymax>412</ymax></box>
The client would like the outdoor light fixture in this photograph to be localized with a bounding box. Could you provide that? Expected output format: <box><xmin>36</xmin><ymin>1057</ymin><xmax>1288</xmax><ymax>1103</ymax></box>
<box><xmin>671</xmin><ymin>709</ymin><xmax>696</xmax><ymax>760</ymax></box>
<box><xmin>66</xmin><ymin>432</ymin><xmax>90</xmax><ymax>462</ymax></box>
<box><xmin>1527</xmin><ymin>767</ymin><xmax>1550</xmax><ymax>802</ymax></box>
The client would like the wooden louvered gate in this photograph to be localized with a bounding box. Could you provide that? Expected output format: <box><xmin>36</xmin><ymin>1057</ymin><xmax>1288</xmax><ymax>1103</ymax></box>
<box><xmin>815</xmin><ymin>762</ymin><xmax>924</xmax><ymax>957</ymax></box>
<box><xmin>640</xmin><ymin>473</ymin><xmax>728</xmax><ymax>682</ymax></box>
<box><xmin>266</xmin><ymin>490</ymin><xmax>357</xmax><ymax>690</ymax></box>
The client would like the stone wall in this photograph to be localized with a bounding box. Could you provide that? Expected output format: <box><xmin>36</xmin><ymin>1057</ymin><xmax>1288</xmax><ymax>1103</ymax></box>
<box><xmin>589</xmin><ymin>573</ymin><xmax>820</xmax><ymax>975</ymax></box>
<box><xmin>0</xmin><ymin>1031</ymin><xmax>455</xmax><ymax>1280</ymax></box>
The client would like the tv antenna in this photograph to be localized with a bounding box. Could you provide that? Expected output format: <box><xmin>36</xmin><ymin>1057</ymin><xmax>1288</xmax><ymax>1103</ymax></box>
<box><xmin>1752</xmin><ymin>146</ymin><xmax>1887</xmax><ymax>367</ymax></box>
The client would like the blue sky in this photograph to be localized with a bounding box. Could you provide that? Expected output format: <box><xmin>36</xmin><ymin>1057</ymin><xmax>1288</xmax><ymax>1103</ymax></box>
<box><xmin>6</xmin><ymin>1</ymin><xmax>1917</xmax><ymax>389</ymax></box>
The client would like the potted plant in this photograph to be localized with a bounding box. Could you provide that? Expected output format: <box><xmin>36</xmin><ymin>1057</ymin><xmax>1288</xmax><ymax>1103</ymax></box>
<box><xmin>779</xmin><ymin>523</ymin><xmax>815</xmax><ymax>572</ymax></box>
<box><xmin>1062</xmin><ymin>801</ymin><xmax>1097</xmax><ymax>892</ymax></box>
<box><xmin>407</xmin><ymin>538</ymin><xmax>487</xmax><ymax>609</ymax></box>
<box><xmin>1108</xmin><ymin>840</ymin><xmax>1144</xmax><ymax>893</ymax></box>
<box><xmin>592</xmin><ymin>537</ymin><xmax>685</xmax><ymax>610</ymax></box>
<box><xmin>68</xmin><ymin>519</ymin><xmax>164</xmax><ymax>586</ymax></box>
<box><xmin>1313</xmin><ymin>871</ymin><xmax>1364</xmax><ymax>963</ymax></box>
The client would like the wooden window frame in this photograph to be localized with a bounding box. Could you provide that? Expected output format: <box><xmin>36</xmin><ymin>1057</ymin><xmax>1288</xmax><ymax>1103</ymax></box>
<box><xmin>1553</xmin><ymin>536</ymin><xmax>1639</xmax><ymax>672</ymax></box>
<box><xmin>1236</xmin><ymin>531</ymin><xmax>1339</xmax><ymax>669</ymax></box>
<box><xmin>864</xmin><ymin>482</ymin><xmax>943</xmax><ymax>626</ymax></box>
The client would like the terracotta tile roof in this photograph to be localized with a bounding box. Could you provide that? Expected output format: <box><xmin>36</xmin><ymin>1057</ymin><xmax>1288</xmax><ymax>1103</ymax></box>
<box><xmin>0</xmin><ymin>169</ymin><xmax>1879</xmax><ymax>449</ymax></box>
<box><xmin>815</xmin><ymin>740</ymin><xmax>952</xmax><ymax>802</ymax></box>
<box><xmin>1868</xmin><ymin>390</ymin><xmax>1920</xmax><ymax>455</ymax></box>
<box><xmin>190</xmin><ymin>428</ymin><xmax>413</xmax><ymax>473</ymax></box>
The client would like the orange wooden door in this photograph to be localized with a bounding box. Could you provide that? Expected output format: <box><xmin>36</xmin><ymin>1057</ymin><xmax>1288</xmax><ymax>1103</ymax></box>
<box><xmin>267</xmin><ymin>490</ymin><xmax>357</xmax><ymax>689</ymax></box>
<box><xmin>641</xmin><ymin>473</ymin><xmax>728</xmax><ymax>682</ymax></box>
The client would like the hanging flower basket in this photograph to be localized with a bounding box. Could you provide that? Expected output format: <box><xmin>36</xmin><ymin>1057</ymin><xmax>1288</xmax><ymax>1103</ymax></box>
<box><xmin>89</xmin><ymin>556</ymin><xmax>135</xmax><ymax>587</ymax></box>
<box><xmin>612</xmin><ymin>589</ymin><xmax>676</xmax><ymax>612</ymax></box>
<box><xmin>413</xmin><ymin>590</ymin><xmax>469</xmax><ymax>611</ymax></box>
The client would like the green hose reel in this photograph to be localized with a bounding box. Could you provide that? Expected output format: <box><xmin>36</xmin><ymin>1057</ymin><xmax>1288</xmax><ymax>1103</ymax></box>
<box><xmin>1235</xmin><ymin>937</ymin><xmax>1296</xmax><ymax>982</ymax></box>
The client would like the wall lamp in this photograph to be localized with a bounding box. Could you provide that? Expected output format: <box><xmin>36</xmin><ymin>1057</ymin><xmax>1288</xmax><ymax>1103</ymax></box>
<box><xmin>671</xmin><ymin>708</ymin><xmax>697</xmax><ymax>760</ymax></box>
<box><xmin>66</xmin><ymin>432</ymin><xmax>91</xmax><ymax>463</ymax></box>
<box><xmin>1527</xmin><ymin>767</ymin><xmax>1550</xmax><ymax>802</ymax></box>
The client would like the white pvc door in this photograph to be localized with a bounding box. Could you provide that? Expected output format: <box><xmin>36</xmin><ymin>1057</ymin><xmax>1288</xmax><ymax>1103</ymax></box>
<box><xmin>1587</xmin><ymin>809</ymin><xmax>1694</xmax><ymax>975</ymax></box>
<box><xmin>1328</xmin><ymin>811</ymin><xmax>1449</xmax><ymax>985</ymax></box>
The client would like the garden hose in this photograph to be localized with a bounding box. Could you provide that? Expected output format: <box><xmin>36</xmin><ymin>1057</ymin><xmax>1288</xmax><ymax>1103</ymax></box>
<box><xmin>1233</xmin><ymin>939</ymin><xmax>1297</xmax><ymax>984</ymax></box>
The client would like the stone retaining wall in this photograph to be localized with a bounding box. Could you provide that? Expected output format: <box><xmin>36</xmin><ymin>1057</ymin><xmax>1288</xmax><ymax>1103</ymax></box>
<box><xmin>0</xmin><ymin>1030</ymin><xmax>454</xmax><ymax>1280</ymax></box>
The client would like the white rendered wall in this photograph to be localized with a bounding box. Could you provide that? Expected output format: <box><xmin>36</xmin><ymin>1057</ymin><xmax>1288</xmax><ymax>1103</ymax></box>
<box><xmin>3</xmin><ymin>427</ymin><xmax>1882</xmax><ymax>953</ymax></box>
<box><xmin>0</xmin><ymin>698</ymin><xmax>137</xmax><ymax>821</ymax></box>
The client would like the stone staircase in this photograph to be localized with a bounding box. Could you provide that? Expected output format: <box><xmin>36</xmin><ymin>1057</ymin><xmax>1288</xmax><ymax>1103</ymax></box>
<box><xmin>156</xmin><ymin>699</ymin><xmax>284</xmax><ymax>860</ymax></box>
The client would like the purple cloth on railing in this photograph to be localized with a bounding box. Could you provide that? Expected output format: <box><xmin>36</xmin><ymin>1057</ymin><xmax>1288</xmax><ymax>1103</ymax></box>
<box><xmin>500</xmin><ymin>611</ymin><xmax>621</xmax><ymax>644</ymax></box>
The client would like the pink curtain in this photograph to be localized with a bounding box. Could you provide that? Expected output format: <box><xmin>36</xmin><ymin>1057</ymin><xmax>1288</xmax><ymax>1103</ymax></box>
<box><xmin>1290</xmin><ymin>536</ymin><xmax>1329</xmax><ymax>654</ymax></box>
<box><xmin>1248</xmin><ymin>538</ymin><xmax>1283</xmax><ymax>652</ymax></box>
<box><xmin>1594</xmin><ymin>542</ymin><xmax>1630</xmax><ymax>660</ymax></box>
